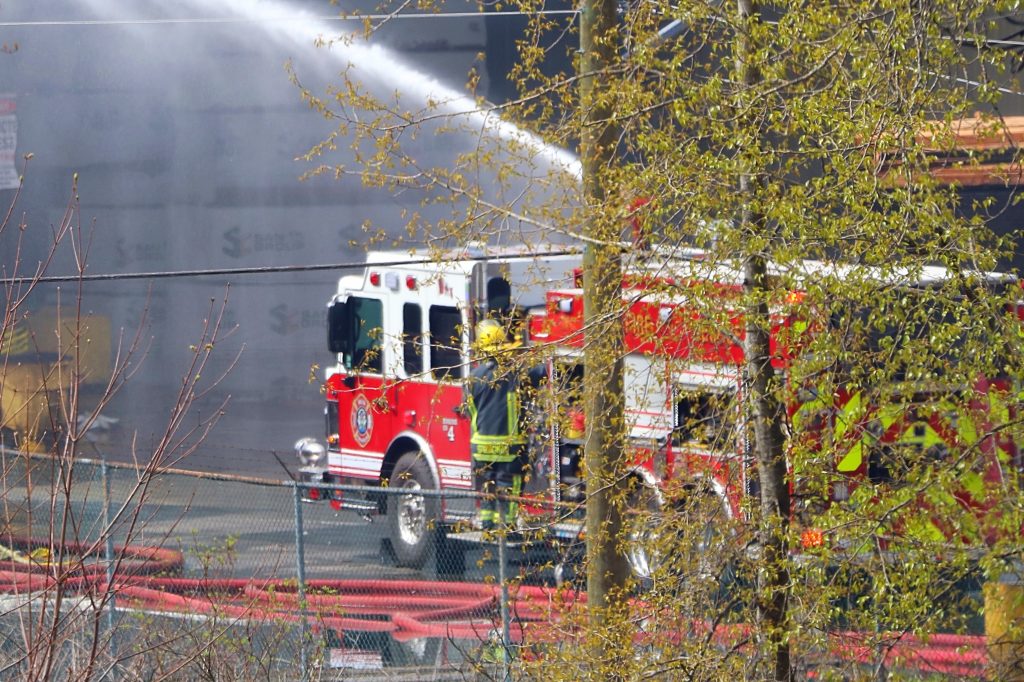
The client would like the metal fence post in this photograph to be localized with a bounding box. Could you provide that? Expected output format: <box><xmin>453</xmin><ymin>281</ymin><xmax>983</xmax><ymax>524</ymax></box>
<box><xmin>101</xmin><ymin>456</ymin><xmax>116</xmax><ymax>663</ymax></box>
<box><xmin>498</xmin><ymin>529</ymin><xmax>511</xmax><ymax>681</ymax></box>
<box><xmin>293</xmin><ymin>482</ymin><xmax>309</xmax><ymax>679</ymax></box>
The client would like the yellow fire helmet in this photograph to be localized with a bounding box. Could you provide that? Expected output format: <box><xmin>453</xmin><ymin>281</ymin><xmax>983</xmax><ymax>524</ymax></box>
<box><xmin>475</xmin><ymin>318</ymin><xmax>519</xmax><ymax>354</ymax></box>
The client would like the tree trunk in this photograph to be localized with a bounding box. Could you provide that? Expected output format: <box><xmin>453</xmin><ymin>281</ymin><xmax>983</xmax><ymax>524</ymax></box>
<box><xmin>580</xmin><ymin>0</ymin><xmax>629</xmax><ymax>643</ymax></box>
<box><xmin>743</xmin><ymin>253</ymin><xmax>793</xmax><ymax>682</ymax></box>
<box><xmin>736</xmin><ymin>0</ymin><xmax>792</xmax><ymax>679</ymax></box>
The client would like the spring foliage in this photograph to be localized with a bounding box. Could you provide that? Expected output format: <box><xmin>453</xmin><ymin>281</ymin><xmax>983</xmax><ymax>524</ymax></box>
<box><xmin>301</xmin><ymin>0</ymin><xmax>1024</xmax><ymax>678</ymax></box>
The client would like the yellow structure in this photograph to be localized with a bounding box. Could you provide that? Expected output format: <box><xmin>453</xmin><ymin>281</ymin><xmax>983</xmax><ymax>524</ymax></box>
<box><xmin>985</xmin><ymin>578</ymin><xmax>1024</xmax><ymax>680</ymax></box>
<box><xmin>0</xmin><ymin>308</ymin><xmax>111</xmax><ymax>450</ymax></box>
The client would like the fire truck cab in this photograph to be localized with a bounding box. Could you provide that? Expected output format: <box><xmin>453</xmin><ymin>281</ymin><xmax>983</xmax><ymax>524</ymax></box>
<box><xmin>297</xmin><ymin>247</ymin><xmax>582</xmax><ymax>568</ymax></box>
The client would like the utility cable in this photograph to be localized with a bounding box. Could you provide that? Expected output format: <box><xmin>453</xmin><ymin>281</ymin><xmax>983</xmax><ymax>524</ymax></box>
<box><xmin>0</xmin><ymin>248</ymin><xmax>581</xmax><ymax>285</ymax></box>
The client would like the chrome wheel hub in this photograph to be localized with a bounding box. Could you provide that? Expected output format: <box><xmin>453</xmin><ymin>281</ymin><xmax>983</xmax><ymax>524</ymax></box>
<box><xmin>397</xmin><ymin>481</ymin><xmax>426</xmax><ymax>545</ymax></box>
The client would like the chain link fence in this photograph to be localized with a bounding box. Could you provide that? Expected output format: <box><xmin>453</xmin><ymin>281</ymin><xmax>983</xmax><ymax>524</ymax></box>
<box><xmin>0</xmin><ymin>450</ymin><xmax>585</xmax><ymax>680</ymax></box>
<box><xmin>0</xmin><ymin>449</ymin><xmax>997</xmax><ymax>680</ymax></box>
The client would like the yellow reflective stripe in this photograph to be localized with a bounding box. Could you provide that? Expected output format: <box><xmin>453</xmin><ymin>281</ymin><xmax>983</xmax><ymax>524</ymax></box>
<box><xmin>898</xmin><ymin>422</ymin><xmax>942</xmax><ymax>448</ymax></box>
<box><xmin>468</xmin><ymin>397</ymin><xmax>479</xmax><ymax>437</ymax></box>
<box><xmin>833</xmin><ymin>391</ymin><xmax>860</xmax><ymax>442</ymax></box>
<box><xmin>836</xmin><ymin>391</ymin><xmax>863</xmax><ymax>472</ymax></box>
<box><xmin>472</xmin><ymin>443</ymin><xmax>520</xmax><ymax>462</ymax></box>
<box><xmin>471</xmin><ymin>434</ymin><xmax>526</xmax><ymax>445</ymax></box>
<box><xmin>473</xmin><ymin>442</ymin><xmax>509</xmax><ymax>455</ymax></box>
<box><xmin>507</xmin><ymin>390</ymin><xmax>521</xmax><ymax>438</ymax></box>
<box><xmin>905</xmin><ymin>516</ymin><xmax>947</xmax><ymax>543</ymax></box>
<box><xmin>962</xmin><ymin>470</ymin><xmax>985</xmax><ymax>498</ymax></box>
<box><xmin>473</xmin><ymin>434</ymin><xmax>511</xmax><ymax>444</ymax></box>
<box><xmin>504</xmin><ymin>475</ymin><xmax>523</xmax><ymax>523</ymax></box>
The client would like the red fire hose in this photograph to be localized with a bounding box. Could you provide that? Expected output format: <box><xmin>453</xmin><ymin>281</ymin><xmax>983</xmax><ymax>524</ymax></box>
<box><xmin>0</xmin><ymin>536</ymin><xmax>991</xmax><ymax>676</ymax></box>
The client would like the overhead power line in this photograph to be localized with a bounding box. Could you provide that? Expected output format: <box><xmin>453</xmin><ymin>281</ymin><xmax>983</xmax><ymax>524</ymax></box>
<box><xmin>0</xmin><ymin>249</ymin><xmax>581</xmax><ymax>286</ymax></box>
<box><xmin>0</xmin><ymin>10</ymin><xmax>578</xmax><ymax>28</ymax></box>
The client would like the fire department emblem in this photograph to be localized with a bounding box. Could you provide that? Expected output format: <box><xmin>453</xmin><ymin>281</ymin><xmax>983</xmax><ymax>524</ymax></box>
<box><xmin>350</xmin><ymin>394</ymin><xmax>374</xmax><ymax>448</ymax></box>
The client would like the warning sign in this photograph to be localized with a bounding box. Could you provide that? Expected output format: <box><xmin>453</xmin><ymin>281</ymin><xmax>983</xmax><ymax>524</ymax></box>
<box><xmin>0</xmin><ymin>96</ymin><xmax>18</xmax><ymax>191</ymax></box>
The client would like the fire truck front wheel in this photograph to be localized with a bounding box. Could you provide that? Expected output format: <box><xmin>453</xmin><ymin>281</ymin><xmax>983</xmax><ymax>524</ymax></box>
<box><xmin>387</xmin><ymin>451</ymin><xmax>439</xmax><ymax>568</ymax></box>
<box><xmin>625</xmin><ymin>481</ymin><xmax>661</xmax><ymax>586</ymax></box>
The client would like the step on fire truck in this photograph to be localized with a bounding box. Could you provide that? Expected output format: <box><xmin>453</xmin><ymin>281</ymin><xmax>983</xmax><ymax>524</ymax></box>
<box><xmin>296</xmin><ymin>245</ymin><xmax>1020</xmax><ymax>575</ymax></box>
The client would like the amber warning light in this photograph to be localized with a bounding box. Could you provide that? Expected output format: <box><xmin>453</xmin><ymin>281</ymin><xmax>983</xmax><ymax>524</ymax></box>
<box><xmin>800</xmin><ymin>528</ymin><xmax>825</xmax><ymax>549</ymax></box>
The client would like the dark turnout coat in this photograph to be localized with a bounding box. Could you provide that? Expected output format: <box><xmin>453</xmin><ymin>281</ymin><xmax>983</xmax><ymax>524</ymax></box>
<box><xmin>462</xmin><ymin>358</ymin><xmax>544</xmax><ymax>462</ymax></box>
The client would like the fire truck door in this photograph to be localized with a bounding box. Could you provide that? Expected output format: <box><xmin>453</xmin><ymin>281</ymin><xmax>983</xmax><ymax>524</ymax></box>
<box><xmin>331</xmin><ymin>294</ymin><xmax>396</xmax><ymax>461</ymax></box>
<box><xmin>421</xmin><ymin>304</ymin><xmax>472</xmax><ymax>487</ymax></box>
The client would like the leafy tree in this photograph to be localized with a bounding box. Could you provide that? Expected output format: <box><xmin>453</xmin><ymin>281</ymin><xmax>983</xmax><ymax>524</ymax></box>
<box><xmin>301</xmin><ymin>0</ymin><xmax>1024</xmax><ymax>678</ymax></box>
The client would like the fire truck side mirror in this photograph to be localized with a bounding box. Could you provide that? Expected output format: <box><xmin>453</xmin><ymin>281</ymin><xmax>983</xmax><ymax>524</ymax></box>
<box><xmin>327</xmin><ymin>298</ymin><xmax>351</xmax><ymax>355</ymax></box>
<box><xmin>487</xmin><ymin>277</ymin><xmax>511</xmax><ymax>316</ymax></box>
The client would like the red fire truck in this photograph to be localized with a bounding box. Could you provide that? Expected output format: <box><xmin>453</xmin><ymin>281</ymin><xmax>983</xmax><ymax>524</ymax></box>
<box><xmin>296</xmin><ymin>246</ymin><xmax>1020</xmax><ymax>572</ymax></box>
<box><xmin>295</xmin><ymin>247</ymin><xmax>590</xmax><ymax>569</ymax></box>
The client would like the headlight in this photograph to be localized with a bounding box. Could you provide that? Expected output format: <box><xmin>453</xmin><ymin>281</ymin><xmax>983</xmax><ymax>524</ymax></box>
<box><xmin>295</xmin><ymin>438</ymin><xmax>326</xmax><ymax>466</ymax></box>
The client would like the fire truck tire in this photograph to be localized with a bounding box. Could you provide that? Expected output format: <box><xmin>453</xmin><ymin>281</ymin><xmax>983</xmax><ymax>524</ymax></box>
<box><xmin>624</xmin><ymin>480</ymin><xmax>661</xmax><ymax>585</ymax></box>
<box><xmin>388</xmin><ymin>451</ymin><xmax>440</xmax><ymax>569</ymax></box>
<box><xmin>679</xmin><ymin>485</ymin><xmax>734</xmax><ymax>588</ymax></box>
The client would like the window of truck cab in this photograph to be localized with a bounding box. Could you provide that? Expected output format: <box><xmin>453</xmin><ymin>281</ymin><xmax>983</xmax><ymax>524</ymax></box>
<box><xmin>673</xmin><ymin>386</ymin><xmax>738</xmax><ymax>452</ymax></box>
<box><xmin>429</xmin><ymin>305</ymin><xmax>465</xmax><ymax>381</ymax></box>
<box><xmin>336</xmin><ymin>296</ymin><xmax>384</xmax><ymax>374</ymax></box>
<box><xmin>403</xmin><ymin>303</ymin><xmax>424</xmax><ymax>377</ymax></box>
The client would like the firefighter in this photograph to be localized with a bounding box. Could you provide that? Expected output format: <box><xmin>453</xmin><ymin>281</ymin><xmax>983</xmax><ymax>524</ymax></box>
<box><xmin>462</xmin><ymin>318</ymin><xmax>544</xmax><ymax>531</ymax></box>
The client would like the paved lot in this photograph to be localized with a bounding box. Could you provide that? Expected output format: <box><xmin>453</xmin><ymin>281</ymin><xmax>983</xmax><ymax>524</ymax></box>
<box><xmin>1</xmin><ymin>452</ymin><xmax>559</xmax><ymax>586</ymax></box>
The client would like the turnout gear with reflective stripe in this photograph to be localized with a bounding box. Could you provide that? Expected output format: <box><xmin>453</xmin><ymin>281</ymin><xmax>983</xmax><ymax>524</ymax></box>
<box><xmin>464</xmin><ymin>358</ymin><xmax>527</xmax><ymax>462</ymax></box>
<box><xmin>463</xmin><ymin>355</ymin><xmax>545</xmax><ymax>529</ymax></box>
<box><xmin>474</xmin><ymin>457</ymin><xmax>526</xmax><ymax>528</ymax></box>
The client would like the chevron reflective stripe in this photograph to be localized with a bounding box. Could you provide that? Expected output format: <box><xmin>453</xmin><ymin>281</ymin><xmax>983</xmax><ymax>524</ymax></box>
<box><xmin>796</xmin><ymin>389</ymin><xmax>968</xmax><ymax>474</ymax></box>
<box><xmin>904</xmin><ymin>512</ymin><xmax>948</xmax><ymax>543</ymax></box>
<box><xmin>0</xmin><ymin>326</ymin><xmax>30</xmax><ymax>356</ymax></box>
<box><xmin>834</xmin><ymin>391</ymin><xmax>865</xmax><ymax>473</ymax></box>
<box><xmin>961</xmin><ymin>470</ymin><xmax>986</xmax><ymax>498</ymax></box>
<box><xmin>795</xmin><ymin>382</ymin><xmax>1012</xmax><ymax>544</ymax></box>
